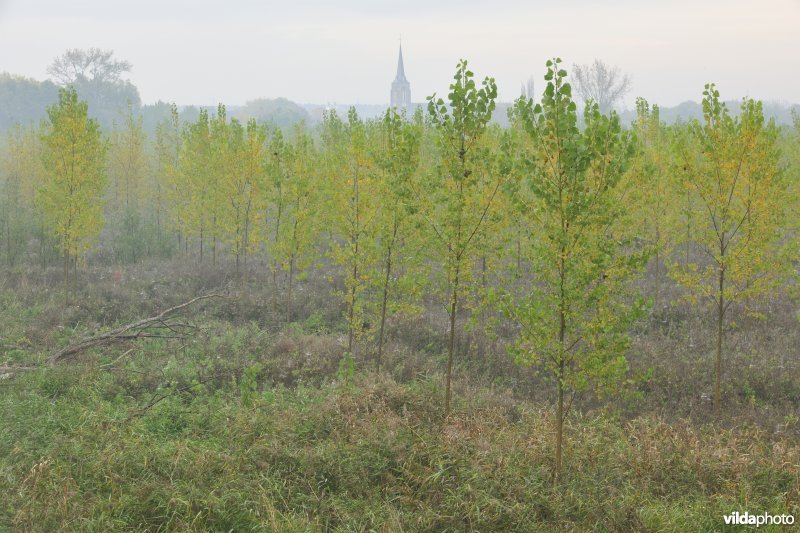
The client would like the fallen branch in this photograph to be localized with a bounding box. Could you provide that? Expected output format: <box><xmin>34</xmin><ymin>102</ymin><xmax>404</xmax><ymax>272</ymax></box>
<box><xmin>0</xmin><ymin>366</ymin><xmax>40</xmax><ymax>373</ymax></box>
<box><xmin>0</xmin><ymin>343</ymin><xmax>33</xmax><ymax>354</ymax></box>
<box><xmin>48</xmin><ymin>293</ymin><xmax>223</xmax><ymax>365</ymax></box>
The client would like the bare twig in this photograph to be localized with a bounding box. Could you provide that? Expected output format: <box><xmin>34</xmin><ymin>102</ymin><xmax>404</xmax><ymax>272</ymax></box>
<box><xmin>98</xmin><ymin>348</ymin><xmax>135</xmax><ymax>368</ymax></box>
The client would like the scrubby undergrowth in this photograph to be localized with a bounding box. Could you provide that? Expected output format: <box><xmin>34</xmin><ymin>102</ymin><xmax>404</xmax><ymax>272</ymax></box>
<box><xmin>2</xmin><ymin>369</ymin><xmax>799</xmax><ymax>532</ymax></box>
<box><xmin>2</xmin><ymin>263</ymin><xmax>800</xmax><ymax>531</ymax></box>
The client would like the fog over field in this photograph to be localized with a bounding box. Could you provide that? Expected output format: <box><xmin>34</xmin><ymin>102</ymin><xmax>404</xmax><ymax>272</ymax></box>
<box><xmin>1</xmin><ymin>0</ymin><xmax>798</xmax><ymax>107</ymax></box>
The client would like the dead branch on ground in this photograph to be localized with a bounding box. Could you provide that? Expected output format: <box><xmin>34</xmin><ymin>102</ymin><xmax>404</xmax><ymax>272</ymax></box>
<box><xmin>47</xmin><ymin>293</ymin><xmax>224</xmax><ymax>365</ymax></box>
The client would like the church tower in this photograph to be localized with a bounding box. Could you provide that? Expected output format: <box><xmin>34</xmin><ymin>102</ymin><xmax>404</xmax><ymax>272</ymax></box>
<box><xmin>390</xmin><ymin>44</ymin><xmax>410</xmax><ymax>110</ymax></box>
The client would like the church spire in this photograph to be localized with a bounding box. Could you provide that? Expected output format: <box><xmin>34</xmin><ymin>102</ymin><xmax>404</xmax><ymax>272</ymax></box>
<box><xmin>390</xmin><ymin>42</ymin><xmax>411</xmax><ymax>109</ymax></box>
<box><xmin>395</xmin><ymin>43</ymin><xmax>407</xmax><ymax>83</ymax></box>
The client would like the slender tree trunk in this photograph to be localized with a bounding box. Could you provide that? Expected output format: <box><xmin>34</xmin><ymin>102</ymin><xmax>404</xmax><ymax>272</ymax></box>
<box><xmin>348</xmin><ymin>269</ymin><xmax>357</xmax><ymax>355</ymax></box>
<box><xmin>445</xmin><ymin>265</ymin><xmax>460</xmax><ymax>418</ymax></box>
<box><xmin>654</xmin><ymin>242</ymin><xmax>660</xmax><ymax>310</ymax></box>
<box><xmin>480</xmin><ymin>255</ymin><xmax>488</xmax><ymax>361</ymax></box>
<box><xmin>63</xmin><ymin>246</ymin><xmax>69</xmax><ymax>307</ymax></box>
<box><xmin>5</xmin><ymin>213</ymin><xmax>10</xmax><ymax>267</ymax></box>
<box><xmin>271</xmin><ymin>201</ymin><xmax>283</xmax><ymax>311</ymax></box>
<box><xmin>715</xmin><ymin>264</ymin><xmax>725</xmax><ymax>414</ymax></box>
<box><xmin>243</xmin><ymin>216</ymin><xmax>249</xmax><ymax>285</ymax></box>
<box><xmin>72</xmin><ymin>252</ymin><xmax>78</xmax><ymax>294</ymax></box>
<box><xmin>377</xmin><ymin>235</ymin><xmax>395</xmax><ymax>372</ymax></box>
<box><xmin>555</xmin><ymin>359</ymin><xmax>564</xmax><ymax>479</ymax></box>
<box><xmin>555</xmin><ymin>244</ymin><xmax>567</xmax><ymax>480</ymax></box>
<box><xmin>348</xmin><ymin>164</ymin><xmax>360</xmax><ymax>360</ymax></box>
<box><xmin>685</xmin><ymin>191</ymin><xmax>691</xmax><ymax>268</ymax></box>
<box><xmin>287</xmin><ymin>250</ymin><xmax>295</xmax><ymax>325</ymax></box>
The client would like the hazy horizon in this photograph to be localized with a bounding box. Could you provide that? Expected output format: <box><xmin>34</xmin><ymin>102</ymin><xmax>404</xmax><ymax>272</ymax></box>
<box><xmin>1</xmin><ymin>0</ymin><xmax>798</xmax><ymax>109</ymax></box>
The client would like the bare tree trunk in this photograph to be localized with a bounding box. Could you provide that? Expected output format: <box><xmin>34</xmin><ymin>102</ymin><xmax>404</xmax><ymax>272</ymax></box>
<box><xmin>555</xmin><ymin>360</ymin><xmax>564</xmax><ymax>479</ymax></box>
<box><xmin>347</xmin><ymin>270</ymin><xmax>357</xmax><ymax>356</ymax></box>
<box><xmin>271</xmin><ymin>201</ymin><xmax>283</xmax><ymax>312</ymax></box>
<box><xmin>377</xmin><ymin>224</ymin><xmax>398</xmax><ymax>372</ymax></box>
<box><xmin>715</xmin><ymin>265</ymin><xmax>725</xmax><ymax>414</ymax></box>
<box><xmin>287</xmin><ymin>252</ymin><xmax>294</xmax><ymax>325</ymax></box>
<box><xmin>72</xmin><ymin>252</ymin><xmax>78</xmax><ymax>294</ymax></box>
<box><xmin>654</xmin><ymin>246</ymin><xmax>660</xmax><ymax>310</ymax></box>
<box><xmin>5</xmin><ymin>213</ymin><xmax>11</xmax><ymax>267</ymax></box>
<box><xmin>63</xmin><ymin>246</ymin><xmax>69</xmax><ymax>307</ymax></box>
<box><xmin>445</xmin><ymin>266</ymin><xmax>460</xmax><ymax>418</ymax></box>
<box><xmin>554</xmin><ymin>246</ymin><xmax>567</xmax><ymax>480</ymax></box>
<box><xmin>243</xmin><ymin>218</ymin><xmax>249</xmax><ymax>285</ymax></box>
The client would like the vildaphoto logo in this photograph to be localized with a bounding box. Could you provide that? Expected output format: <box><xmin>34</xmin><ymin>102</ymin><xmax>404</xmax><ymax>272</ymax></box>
<box><xmin>723</xmin><ymin>511</ymin><xmax>794</xmax><ymax>527</ymax></box>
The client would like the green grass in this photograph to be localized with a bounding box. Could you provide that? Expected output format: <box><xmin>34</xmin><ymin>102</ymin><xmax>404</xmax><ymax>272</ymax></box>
<box><xmin>2</xmin><ymin>363</ymin><xmax>799</xmax><ymax>531</ymax></box>
<box><xmin>2</xmin><ymin>269</ymin><xmax>800</xmax><ymax>531</ymax></box>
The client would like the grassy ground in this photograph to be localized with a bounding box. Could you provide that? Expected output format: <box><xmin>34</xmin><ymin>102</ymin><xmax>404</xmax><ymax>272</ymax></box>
<box><xmin>1</xmin><ymin>260</ymin><xmax>799</xmax><ymax>531</ymax></box>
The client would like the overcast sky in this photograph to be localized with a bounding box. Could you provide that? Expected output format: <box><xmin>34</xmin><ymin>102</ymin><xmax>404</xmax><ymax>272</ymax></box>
<box><xmin>1</xmin><ymin>0</ymin><xmax>798</xmax><ymax>108</ymax></box>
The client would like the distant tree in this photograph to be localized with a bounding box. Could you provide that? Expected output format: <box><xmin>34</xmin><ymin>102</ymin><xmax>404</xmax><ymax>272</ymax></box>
<box><xmin>152</xmin><ymin>103</ymin><xmax>182</xmax><ymax>252</ymax></box>
<box><xmin>176</xmin><ymin>109</ymin><xmax>213</xmax><ymax>262</ymax></box>
<box><xmin>572</xmin><ymin>59</ymin><xmax>631</xmax><ymax>114</ymax></box>
<box><xmin>236</xmin><ymin>98</ymin><xmax>311</xmax><ymax>129</ymax></box>
<box><xmin>0</xmin><ymin>74</ymin><xmax>58</xmax><ymax>132</ymax></box>
<box><xmin>0</xmin><ymin>124</ymin><xmax>44</xmax><ymax>266</ymax></box>
<box><xmin>107</xmin><ymin>105</ymin><xmax>147</xmax><ymax>263</ymax></box>
<box><xmin>37</xmin><ymin>87</ymin><xmax>107</xmax><ymax>302</ymax></box>
<box><xmin>625</xmin><ymin>98</ymin><xmax>676</xmax><ymax>307</ymax></box>
<box><xmin>47</xmin><ymin>48</ymin><xmax>140</xmax><ymax>129</ymax></box>
<box><xmin>206</xmin><ymin>105</ymin><xmax>232</xmax><ymax>266</ymax></box>
<box><xmin>108</xmin><ymin>105</ymin><xmax>146</xmax><ymax>211</ymax></box>
<box><xmin>48</xmin><ymin>48</ymin><xmax>132</xmax><ymax>86</ymax></box>
<box><xmin>671</xmin><ymin>84</ymin><xmax>789</xmax><ymax>414</ymax></box>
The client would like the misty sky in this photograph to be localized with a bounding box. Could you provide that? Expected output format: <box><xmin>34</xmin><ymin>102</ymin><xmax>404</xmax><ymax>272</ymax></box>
<box><xmin>1</xmin><ymin>0</ymin><xmax>798</xmax><ymax>108</ymax></box>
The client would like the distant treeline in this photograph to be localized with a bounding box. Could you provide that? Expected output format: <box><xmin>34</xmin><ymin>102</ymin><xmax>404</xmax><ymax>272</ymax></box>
<box><xmin>4</xmin><ymin>70</ymin><xmax>798</xmax><ymax>136</ymax></box>
<box><xmin>0</xmin><ymin>72</ymin><xmax>311</xmax><ymax>135</ymax></box>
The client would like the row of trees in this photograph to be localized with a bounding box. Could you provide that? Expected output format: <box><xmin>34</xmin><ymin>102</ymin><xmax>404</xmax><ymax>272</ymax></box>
<box><xmin>1</xmin><ymin>59</ymin><xmax>796</xmax><ymax>476</ymax></box>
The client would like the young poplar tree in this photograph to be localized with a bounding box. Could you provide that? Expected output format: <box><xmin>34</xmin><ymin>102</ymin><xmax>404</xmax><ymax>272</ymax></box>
<box><xmin>177</xmin><ymin>109</ymin><xmax>212</xmax><ymax>262</ymax></box>
<box><xmin>37</xmin><ymin>86</ymin><xmax>107</xmax><ymax>301</ymax></box>
<box><xmin>322</xmin><ymin>108</ymin><xmax>381</xmax><ymax>359</ymax></box>
<box><xmin>107</xmin><ymin>104</ymin><xmax>147</xmax><ymax>263</ymax></box>
<box><xmin>207</xmin><ymin>104</ymin><xmax>231</xmax><ymax>266</ymax></box>
<box><xmin>152</xmin><ymin>103</ymin><xmax>182</xmax><ymax>255</ymax></box>
<box><xmin>626</xmin><ymin>98</ymin><xmax>675</xmax><ymax>308</ymax></box>
<box><xmin>507</xmin><ymin>59</ymin><xmax>645</xmax><ymax>477</ymax></box>
<box><xmin>271</xmin><ymin>124</ymin><xmax>320</xmax><ymax>323</ymax></box>
<box><xmin>424</xmin><ymin>59</ymin><xmax>502</xmax><ymax>417</ymax></box>
<box><xmin>265</xmin><ymin>128</ymin><xmax>290</xmax><ymax>295</ymax></box>
<box><xmin>671</xmin><ymin>85</ymin><xmax>788</xmax><ymax>414</ymax></box>
<box><xmin>1</xmin><ymin>125</ymin><xmax>43</xmax><ymax>267</ymax></box>
<box><xmin>108</xmin><ymin>105</ymin><xmax>146</xmax><ymax>211</ymax></box>
<box><xmin>370</xmin><ymin>108</ymin><xmax>424</xmax><ymax>370</ymax></box>
<box><xmin>217</xmin><ymin>118</ymin><xmax>265</xmax><ymax>277</ymax></box>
